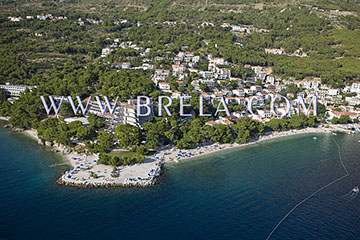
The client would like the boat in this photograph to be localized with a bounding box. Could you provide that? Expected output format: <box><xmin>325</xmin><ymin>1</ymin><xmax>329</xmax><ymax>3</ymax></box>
<box><xmin>332</xmin><ymin>133</ymin><xmax>337</xmax><ymax>135</ymax></box>
<box><xmin>313</xmin><ymin>137</ymin><xmax>317</xmax><ymax>140</ymax></box>
<box><xmin>353</xmin><ymin>187</ymin><xmax>359</xmax><ymax>193</ymax></box>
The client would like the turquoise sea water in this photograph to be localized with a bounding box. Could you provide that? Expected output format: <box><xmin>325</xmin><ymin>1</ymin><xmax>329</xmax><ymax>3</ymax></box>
<box><xmin>1</xmin><ymin>121</ymin><xmax>360</xmax><ymax>239</ymax></box>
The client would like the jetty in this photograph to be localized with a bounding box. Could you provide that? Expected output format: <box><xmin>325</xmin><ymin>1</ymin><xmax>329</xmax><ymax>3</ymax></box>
<box><xmin>57</xmin><ymin>154</ymin><xmax>164</xmax><ymax>188</ymax></box>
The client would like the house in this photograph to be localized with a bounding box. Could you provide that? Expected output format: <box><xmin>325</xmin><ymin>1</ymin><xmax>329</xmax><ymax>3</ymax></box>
<box><xmin>265</xmin><ymin>48</ymin><xmax>283</xmax><ymax>55</ymax></box>
<box><xmin>8</xmin><ymin>16</ymin><xmax>23</xmax><ymax>22</ymax></box>
<box><xmin>113</xmin><ymin>62</ymin><xmax>131</xmax><ymax>69</ymax></box>
<box><xmin>225</xmin><ymin>97</ymin><xmax>237</xmax><ymax>104</ymax></box>
<box><xmin>199</xmin><ymin>71</ymin><xmax>215</xmax><ymax>79</ymax></box>
<box><xmin>233</xmin><ymin>111</ymin><xmax>248</xmax><ymax>118</ymax></box>
<box><xmin>199</xmin><ymin>79</ymin><xmax>215</xmax><ymax>88</ymax></box>
<box><xmin>171</xmin><ymin>90</ymin><xmax>182</xmax><ymax>99</ymax></box>
<box><xmin>235</xmin><ymin>97</ymin><xmax>247</xmax><ymax>105</ymax></box>
<box><xmin>172</xmin><ymin>64</ymin><xmax>186</xmax><ymax>73</ymax></box>
<box><xmin>192</xmin><ymin>56</ymin><xmax>200</xmax><ymax>63</ymax></box>
<box><xmin>327</xmin><ymin>88</ymin><xmax>340</xmax><ymax>96</ymax></box>
<box><xmin>250</xmin><ymin>85</ymin><xmax>262</xmax><ymax>92</ymax></box>
<box><xmin>222</xmin><ymin>120</ymin><xmax>234</xmax><ymax>126</ymax></box>
<box><xmin>232</xmin><ymin>89</ymin><xmax>245</xmax><ymax>97</ymax></box>
<box><xmin>201</xmin><ymin>22</ymin><xmax>214</xmax><ymax>27</ymax></box>
<box><xmin>154</xmin><ymin>56</ymin><xmax>166</xmax><ymax>61</ymax></box>
<box><xmin>244</xmin><ymin>88</ymin><xmax>256</xmax><ymax>96</ymax></box>
<box><xmin>231</xmin><ymin>26</ymin><xmax>249</xmax><ymax>33</ymax></box>
<box><xmin>303</xmin><ymin>81</ymin><xmax>321</xmax><ymax>90</ymax></box>
<box><xmin>213</xmin><ymin>58</ymin><xmax>225</xmax><ymax>65</ymax></box>
<box><xmin>266</xmin><ymin>84</ymin><xmax>276</xmax><ymax>91</ymax></box>
<box><xmin>200</xmin><ymin>92</ymin><xmax>211</xmax><ymax>101</ymax></box>
<box><xmin>351</xmin><ymin>83</ymin><xmax>360</xmax><ymax>93</ymax></box>
<box><xmin>158</xmin><ymin>82</ymin><xmax>171</xmax><ymax>91</ymax></box>
<box><xmin>155</xmin><ymin>69</ymin><xmax>171</xmax><ymax>80</ymax></box>
<box><xmin>257</xmin><ymin>109</ymin><xmax>273</xmax><ymax>118</ymax></box>
<box><xmin>101</xmin><ymin>48</ymin><xmax>112</xmax><ymax>57</ymax></box>
<box><xmin>345</xmin><ymin>97</ymin><xmax>360</xmax><ymax>106</ymax></box>
<box><xmin>265</xmin><ymin>75</ymin><xmax>276</xmax><ymax>85</ymax></box>
<box><xmin>140</xmin><ymin>64</ymin><xmax>154</xmax><ymax>70</ymax></box>
<box><xmin>173</xmin><ymin>56</ymin><xmax>182</xmax><ymax>65</ymax></box>
<box><xmin>328</xmin><ymin>110</ymin><xmax>358</xmax><ymax>121</ymax></box>
<box><xmin>140</xmin><ymin>48</ymin><xmax>151</xmax><ymax>57</ymax></box>
<box><xmin>205</xmin><ymin>121</ymin><xmax>218</xmax><ymax>127</ymax></box>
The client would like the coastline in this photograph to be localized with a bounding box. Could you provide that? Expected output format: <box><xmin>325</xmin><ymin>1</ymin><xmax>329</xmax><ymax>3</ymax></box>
<box><xmin>155</xmin><ymin>126</ymin><xmax>338</xmax><ymax>164</ymax></box>
<box><xmin>1</xmin><ymin>116</ymin><xmax>356</xmax><ymax>188</ymax></box>
<box><xmin>0</xmin><ymin>118</ymin><xmax>163</xmax><ymax>188</ymax></box>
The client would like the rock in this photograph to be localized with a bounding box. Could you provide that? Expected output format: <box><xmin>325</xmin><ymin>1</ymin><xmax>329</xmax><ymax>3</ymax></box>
<box><xmin>12</xmin><ymin>127</ymin><xmax>24</xmax><ymax>132</ymax></box>
<box><xmin>45</xmin><ymin>141</ymin><xmax>53</xmax><ymax>147</ymax></box>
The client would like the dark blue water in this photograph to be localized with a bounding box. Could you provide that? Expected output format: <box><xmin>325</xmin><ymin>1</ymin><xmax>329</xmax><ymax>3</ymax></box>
<box><xmin>1</xmin><ymin>121</ymin><xmax>360</xmax><ymax>240</ymax></box>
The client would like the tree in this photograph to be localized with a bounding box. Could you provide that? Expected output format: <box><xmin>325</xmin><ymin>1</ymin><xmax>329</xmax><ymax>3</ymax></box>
<box><xmin>211</xmin><ymin>124</ymin><xmax>233</xmax><ymax>144</ymax></box>
<box><xmin>136</xmin><ymin>145</ymin><xmax>148</xmax><ymax>155</ymax></box>
<box><xmin>233</xmin><ymin>118</ymin><xmax>265</xmax><ymax>143</ymax></box>
<box><xmin>332</xmin><ymin>115</ymin><xmax>351</xmax><ymax>124</ymax></box>
<box><xmin>0</xmin><ymin>89</ymin><xmax>7</xmax><ymax>102</ymax></box>
<box><xmin>115</xmin><ymin>124</ymin><xmax>142</xmax><ymax>149</ymax></box>
<box><xmin>87</xmin><ymin>113</ymin><xmax>105</xmax><ymax>129</ymax></box>
<box><xmin>97</xmin><ymin>131</ymin><xmax>114</xmax><ymax>152</ymax></box>
<box><xmin>9</xmin><ymin>91</ymin><xmax>42</xmax><ymax>129</ymax></box>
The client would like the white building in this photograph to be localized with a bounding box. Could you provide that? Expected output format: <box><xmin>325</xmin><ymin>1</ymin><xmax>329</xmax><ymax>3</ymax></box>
<box><xmin>351</xmin><ymin>83</ymin><xmax>360</xmax><ymax>93</ymax></box>
<box><xmin>232</xmin><ymin>89</ymin><xmax>245</xmax><ymax>97</ymax></box>
<box><xmin>158</xmin><ymin>82</ymin><xmax>171</xmax><ymax>91</ymax></box>
<box><xmin>0</xmin><ymin>84</ymin><xmax>34</xmax><ymax>97</ymax></box>
<box><xmin>199</xmin><ymin>71</ymin><xmax>215</xmax><ymax>79</ymax></box>
<box><xmin>327</xmin><ymin>88</ymin><xmax>340</xmax><ymax>96</ymax></box>
<box><xmin>265</xmin><ymin>48</ymin><xmax>283</xmax><ymax>55</ymax></box>
<box><xmin>101</xmin><ymin>48</ymin><xmax>112</xmax><ymax>57</ymax></box>
<box><xmin>113</xmin><ymin>62</ymin><xmax>131</xmax><ymax>69</ymax></box>
<box><xmin>88</xmin><ymin>101</ymin><xmax>146</xmax><ymax>127</ymax></box>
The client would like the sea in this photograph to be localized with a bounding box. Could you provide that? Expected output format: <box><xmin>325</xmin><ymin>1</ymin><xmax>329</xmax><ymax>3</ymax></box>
<box><xmin>1</xmin><ymin>120</ymin><xmax>360</xmax><ymax>240</ymax></box>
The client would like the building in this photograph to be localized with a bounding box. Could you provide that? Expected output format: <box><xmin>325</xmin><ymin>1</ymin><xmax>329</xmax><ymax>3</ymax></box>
<box><xmin>199</xmin><ymin>71</ymin><xmax>215</xmax><ymax>79</ymax></box>
<box><xmin>113</xmin><ymin>62</ymin><xmax>131</xmax><ymax>69</ymax></box>
<box><xmin>158</xmin><ymin>82</ymin><xmax>171</xmax><ymax>91</ymax></box>
<box><xmin>101</xmin><ymin>48</ymin><xmax>112</xmax><ymax>57</ymax></box>
<box><xmin>232</xmin><ymin>89</ymin><xmax>245</xmax><ymax>97</ymax></box>
<box><xmin>199</xmin><ymin>79</ymin><xmax>215</xmax><ymax>88</ymax></box>
<box><xmin>88</xmin><ymin>100</ymin><xmax>149</xmax><ymax>127</ymax></box>
<box><xmin>351</xmin><ymin>83</ymin><xmax>360</xmax><ymax>93</ymax></box>
<box><xmin>0</xmin><ymin>84</ymin><xmax>34</xmax><ymax>97</ymax></box>
<box><xmin>327</xmin><ymin>88</ymin><xmax>340</xmax><ymax>96</ymax></box>
<box><xmin>265</xmin><ymin>48</ymin><xmax>283</xmax><ymax>55</ymax></box>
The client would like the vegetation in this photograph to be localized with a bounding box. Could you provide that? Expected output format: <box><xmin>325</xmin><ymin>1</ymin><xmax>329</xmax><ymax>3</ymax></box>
<box><xmin>0</xmin><ymin>0</ymin><xmax>359</xmax><ymax>156</ymax></box>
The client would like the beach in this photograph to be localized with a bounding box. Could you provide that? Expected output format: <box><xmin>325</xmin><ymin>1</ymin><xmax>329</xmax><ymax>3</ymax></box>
<box><xmin>155</xmin><ymin>126</ymin><xmax>338</xmax><ymax>164</ymax></box>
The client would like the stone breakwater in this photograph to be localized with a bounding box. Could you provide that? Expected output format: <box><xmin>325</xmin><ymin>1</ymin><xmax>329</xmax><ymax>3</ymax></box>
<box><xmin>56</xmin><ymin>164</ymin><xmax>163</xmax><ymax>188</ymax></box>
<box><xmin>56</xmin><ymin>153</ymin><xmax>164</xmax><ymax>188</ymax></box>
